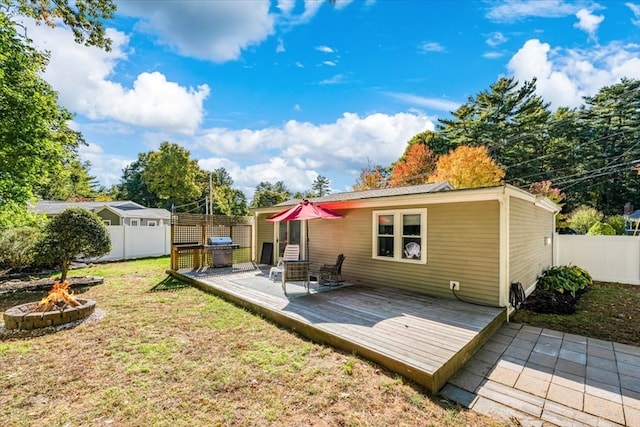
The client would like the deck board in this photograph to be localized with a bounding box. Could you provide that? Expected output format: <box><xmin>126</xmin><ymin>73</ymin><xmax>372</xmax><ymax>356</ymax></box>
<box><xmin>170</xmin><ymin>264</ymin><xmax>505</xmax><ymax>393</ymax></box>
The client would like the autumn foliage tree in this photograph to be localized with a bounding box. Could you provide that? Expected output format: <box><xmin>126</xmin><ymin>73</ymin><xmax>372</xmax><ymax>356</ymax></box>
<box><xmin>390</xmin><ymin>143</ymin><xmax>436</xmax><ymax>187</ymax></box>
<box><xmin>428</xmin><ymin>146</ymin><xmax>504</xmax><ymax>189</ymax></box>
<box><xmin>353</xmin><ymin>163</ymin><xmax>389</xmax><ymax>191</ymax></box>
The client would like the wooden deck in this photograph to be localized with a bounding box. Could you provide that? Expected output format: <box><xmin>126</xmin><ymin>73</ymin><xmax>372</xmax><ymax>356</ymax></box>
<box><xmin>169</xmin><ymin>263</ymin><xmax>506</xmax><ymax>394</ymax></box>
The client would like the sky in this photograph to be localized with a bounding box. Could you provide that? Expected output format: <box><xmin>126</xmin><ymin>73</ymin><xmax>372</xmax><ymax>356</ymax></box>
<box><xmin>20</xmin><ymin>0</ymin><xmax>640</xmax><ymax>202</ymax></box>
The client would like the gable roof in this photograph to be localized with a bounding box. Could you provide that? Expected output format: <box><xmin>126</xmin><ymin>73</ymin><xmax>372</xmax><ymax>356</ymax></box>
<box><xmin>275</xmin><ymin>181</ymin><xmax>454</xmax><ymax>207</ymax></box>
<box><xmin>31</xmin><ymin>200</ymin><xmax>145</xmax><ymax>215</ymax></box>
<box><xmin>31</xmin><ymin>200</ymin><xmax>170</xmax><ymax>220</ymax></box>
<box><xmin>95</xmin><ymin>205</ymin><xmax>171</xmax><ymax>220</ymax></box>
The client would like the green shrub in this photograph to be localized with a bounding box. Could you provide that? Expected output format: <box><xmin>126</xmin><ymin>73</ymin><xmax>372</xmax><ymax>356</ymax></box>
<box><xmin>0</xmin><ymin>227</ymin><xmax>42</xmax><ymax>269</ymax></box>
<box><xmin>605</xmin><ymin>215</ymin><xmax>626</xmax><ymax>235</ymax></box>
<box><xmin>537</xmin><ymin>265</ymin><xmax>593</xmax><ymax>297</ymax></box>
<box><xmin>37</xmin><ymin>208</ymin><xmax>111</xmax><ymax>280</ymax></box>
<box><xmin>569</xmin><ymin>205</ymin><xmax>603</xmax><ymax>234</ymax></box>
<box><xmin>587</xmin><ymin>221</ymin><xmax>616</xmax><ymax>236</ymax></box>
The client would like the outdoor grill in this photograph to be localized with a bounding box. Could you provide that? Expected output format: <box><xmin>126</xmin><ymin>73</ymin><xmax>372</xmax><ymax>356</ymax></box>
<box><xmin>205</xmin><ymin>236</ymin><xmax>239</xmax><ymax>268</ymax></box>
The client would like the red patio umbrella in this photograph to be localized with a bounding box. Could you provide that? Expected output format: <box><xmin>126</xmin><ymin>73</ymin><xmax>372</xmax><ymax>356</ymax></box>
<box><xmin>266</xmin><ymin>199</ymin><xmax>343</xmax><ymax>260</ymax></box>
<box><xmin>266</xmin><ymin>199</ymin><xmax>343</xmax><ymax>222</ymax></box>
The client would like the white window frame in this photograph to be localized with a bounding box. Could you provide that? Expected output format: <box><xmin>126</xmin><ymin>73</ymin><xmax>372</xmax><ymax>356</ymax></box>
<box><xmin>147</xmin><ymin>220</ymin><xmax>157</xmax><ymax>227</ymax></box>
<box><xmin>372</xmin><ymin>209</ymin><xmax>427</xmax><ymax>264</ymax></box>
<box><xmin>130</xmin><ymin>218</ymin><xmax>140</xmax><ymax>226</ymax></box>
<box><xmin>102</xmin><ymin>220</ymin><xmax>111</xmax><ymax>226</ymax></box>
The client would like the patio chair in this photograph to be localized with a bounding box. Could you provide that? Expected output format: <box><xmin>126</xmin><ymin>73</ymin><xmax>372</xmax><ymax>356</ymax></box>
<box><xmin>319</xmin><ymin>254</ymin><xmax>345</xmax><ymax>285</ymax></box>
<box><xmin>404</xmin><ymin>242</ymin><xmax>421</xmax><ymax>259</ymax></box>
<box><xmin>269</xmin><ymin>244</ymin><xmax>300</xmax><ymax>281</ymax></box>
<box><xmin>281</xmin><ymin>260</ymin><xmax>310</xmax><ymax>295</ymax></box>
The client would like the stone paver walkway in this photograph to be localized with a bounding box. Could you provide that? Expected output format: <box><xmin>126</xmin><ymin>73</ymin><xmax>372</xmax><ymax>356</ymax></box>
<box><xmin>440</xmin><ymin>323</ymin><xmax>640</xmax><ymax>426</ymax></box>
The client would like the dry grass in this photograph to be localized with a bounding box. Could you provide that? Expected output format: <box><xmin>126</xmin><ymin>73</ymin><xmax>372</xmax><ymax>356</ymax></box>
<box><xmin>0</xmin><ymin>257</ymin><xmax>505</xmax><ymax>427</ymax></box>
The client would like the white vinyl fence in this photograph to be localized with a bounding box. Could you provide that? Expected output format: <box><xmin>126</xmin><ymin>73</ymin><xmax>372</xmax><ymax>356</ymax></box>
<box><xmin>555</xmin><ymin>234</ymin><xmax>640</xmax><ymax>285</ymax></box>
<box><xmin>95</xmin><ymin>225</ymin><xmax>171</xmax><ymax>262</ymax></box>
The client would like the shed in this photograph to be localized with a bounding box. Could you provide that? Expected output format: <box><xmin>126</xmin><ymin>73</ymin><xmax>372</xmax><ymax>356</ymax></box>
<box><xmin>251</xmin><ymin>183</ymin><xmax>559</xmax><ymax>309</ymax></box>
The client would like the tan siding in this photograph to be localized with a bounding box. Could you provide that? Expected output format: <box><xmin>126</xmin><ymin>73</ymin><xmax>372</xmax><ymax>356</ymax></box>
<box><xmin>307</xmin><ymin>201</ymin><xmax>501</xmax><ymax>305</ymax></box>
<box><xmin>256</xmin><ymin>214</ymin><xmax>275</xmax><ymax>264</ymax></box>
<box><xmin>509</xmin><ymin>197</ymin><xmax>554</xmax><ymax>289</ymax></box>
<box><xmin>98</xmin><ymin>210</ymin><xmax>120</xmax><ymax>225</ymax></box>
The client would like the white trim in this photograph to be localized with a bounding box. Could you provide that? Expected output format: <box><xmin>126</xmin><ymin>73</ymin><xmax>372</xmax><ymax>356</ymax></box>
<box><xmin>371</xmin><ymin>208</ymin><xmax>427</xmax><ymax>264</ymax></box>
<box><xmin>130</xmin><ymin>218</ymin><xmax>140</xmax><ymax>227</ymax></box>
<box><xmin>102</xmin><ymin>219</ymin><xmax>111</xmax><ymax>226</ymax></box>
<box><xmin>499</xmin><ymin>194</ymin><xmax>509</xmax><ymax>308</ymax></box>
<box><xmin>147</xmin><ymin>220</ymin><xmax>157</xmax><ymax>226</ymax></box>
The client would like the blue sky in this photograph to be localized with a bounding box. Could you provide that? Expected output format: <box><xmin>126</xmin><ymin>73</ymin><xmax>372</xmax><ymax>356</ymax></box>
<box><xmin>23</xmin><ymin>0</ymin><xmax>640</xmax><ymax>200</ymax></box>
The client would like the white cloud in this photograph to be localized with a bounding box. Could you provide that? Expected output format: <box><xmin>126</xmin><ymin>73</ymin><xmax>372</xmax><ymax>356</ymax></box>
<box><xmin>419</xmin><ymin>42</ymin><xmax>445</xmax><ymax>52</ymax></box>
<box><xmin>574</xmin><ymin>9</ymin><xmax>604</xmax><ymax>39</ymax></box>
<box><xmin>486</xmin><ymin>32</ymin><xmax>508</xmax><ymax>47</ymax></box>
<box><xmin>27</xmin><ymin>22</ymin><xmax>210</xmax><ymax>135</ymax></box>
<box><xmin>276</xmin><ymin>38</ymin><xmax>285</xmax><ymax>53</ymax></box>
<box><xmin>194</xmin><ymin>112</ymin><xmax>435</xmax><ymax>195</ymax></box>
<box><xmin>277</xmin><ymin>0</ymin><xmax>296</xmax><ymax>15</ymax></box>
<box><xmin>118</xmin><ymin>1</ymin><xmax>275</xmax><ymax>62</ymax></box>
<box><xmin>487</xmin><ymin>0</ymin><xmax>580</xmax><ymax>22</ymax></box>
<box><xmin>507</xmin><ymin>39</ymin><xmax>640</xmax><ymax>109</ymax></box>
<box><xmin>316</xmin><ymin>45</ymin><xmax>336</xmax><ymax>53</ymax></box>
<box><xmin>626</xmin><ymin>2</ymin><xmax>640</xmax><ymax>27</ymax></box>
<box><xmin>319</xmin><ymin>73</ymin><xmax>348</xmax><ymax>85</ymax></box>
<box><xmin>384</xmin><ymin>93</ymin><xmax>460</xmax><ymax>112</ymax></box>
<box><xmin>79</xmin><ymin>143</ymin><xmax>133</xmax><ymax>187</ymax></box>
<box><xmin>483</xmin><ymin>51</ymin><xmax>505</xmax><ymax>59</ymax></box>
<box><xmin>322</xmin><ymin>60</ymin><xmax>338</xmax><ymax>66</ymax></box>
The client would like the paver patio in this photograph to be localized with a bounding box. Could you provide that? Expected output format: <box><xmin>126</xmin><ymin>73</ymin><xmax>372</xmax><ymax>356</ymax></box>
<box><xmin>441</xmin><ymin>323</ymin><xmax>640</xmax><ymax>426</ymax></box>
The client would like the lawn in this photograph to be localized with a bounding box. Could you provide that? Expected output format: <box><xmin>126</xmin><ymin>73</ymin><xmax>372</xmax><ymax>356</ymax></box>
<box><xmin>0</xmin><ymin>257</ymin><xmax>503</xmax><ymax>427</ymax></box>
<box><xmin>511</xmin><ymin>281</ymin><xmax>640</xmax><ymax>346</ymax></box>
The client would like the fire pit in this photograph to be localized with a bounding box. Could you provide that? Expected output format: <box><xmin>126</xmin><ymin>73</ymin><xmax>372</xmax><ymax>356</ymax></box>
<box><xmin>2</xmin><ymin>281</ymin><xmax>96</xmax><ymax>331</ymax></box>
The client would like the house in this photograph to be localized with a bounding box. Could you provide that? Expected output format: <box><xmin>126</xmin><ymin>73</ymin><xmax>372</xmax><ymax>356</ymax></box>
<box><xmin>623</xmin><ymin>209</ymin><xmax>640</xmax><ymax>235</ymax></box>
<box><xmin>251</xmin><ymin>183</ymin><xmax>559</xmax><ymax>309</ymax></box>
<box><xmin>31</xmin><ymin>200</ymin><xmax>171</xmax><ymax>227</ymax></box>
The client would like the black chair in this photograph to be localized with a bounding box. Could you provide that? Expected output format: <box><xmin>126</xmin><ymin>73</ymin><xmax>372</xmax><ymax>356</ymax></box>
<box><xmin>319</xmin><ymin>254</ymin><xmax>345</xmax><ymax>286</ymax></box>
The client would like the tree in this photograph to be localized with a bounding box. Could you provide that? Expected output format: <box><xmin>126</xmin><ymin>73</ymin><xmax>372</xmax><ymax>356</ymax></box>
<box><xmin>143</xmin><ymin>142</ymin><xmax>201</xmax><ymax>210</ymax></box>
<box><xmin>568</xmin><ymin>79</ymin><xmax>640</xmax><ymax>215</ymax></box>
<box><xmin>353</xmin><ymin>163</ymin><xmax>389</xmax><ymax>191</ymax></box>
<box><xmin>390</xmin><ymin>141</ymin><xmax>436</xmax><ymax>187</ymax></box>
<box><xmin>0</xmin><ymin>12</ymin><xmax>83</xmax><ymax>225</ymax></box>
<box><xmin>37</xmin><ymin>208</ymin><xmax>111</xmax><ymax>281</ymax></box>
<box><xmin>587</xmin><ymin>222</ymin><xmax>616</xmax><ymax>236</ymax></box>
<box><xmin>36</xmin><ymin>159</ymin><xmax>99</xmax><ymax>201</ymax></box>
<box><xmin>251</xmin><ymin>181</ymin><xmax>291</xmax><ymax>208</ymax></box>
<box><xmin>529</xmin><ymin>181</ymin><xmax>568</xmax><ymax>230</ymax></box>
<box><xmin>4</xmin><ymin>0</ymin><xmax>116</xmax><ymax>50</ymax></box>
<box><xmin>113</xmin><ymin>153</ymin><xmax>160</xmax><ymax>207</ymax></box>
<box><xmin>568</xmin><ymin>206</ymin><xmax>603</xmax><ymax>234</ymax></box>
<box><xmin>311</xmin><ymin>175</ymin><xmax>331</xmax><ymax>196</ymax></box>
<box><xmin>437</xmin><ymin>77</ymin><xmax>552</xmax><ymax>184</ymax></box>
<box><xmin>428</xmin><ymin>145</ymin><xmax>505</xmax><ymax>189</ymax></box>
<box><xmin>212</xmin><ymin>186</ymin><xmax>248</xmax><ymax>216</ymax></box>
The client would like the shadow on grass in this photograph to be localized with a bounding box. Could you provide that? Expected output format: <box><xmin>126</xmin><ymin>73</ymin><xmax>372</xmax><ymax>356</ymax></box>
<box><xmin>150</xmin><ymin>275</ymin><xmax>191</xmax><ymax>292</ymax></box>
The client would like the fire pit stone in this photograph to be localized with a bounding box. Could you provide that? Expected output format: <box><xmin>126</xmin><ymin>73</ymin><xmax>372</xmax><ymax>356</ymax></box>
<box><xmin>3</xmin><ymin>298</ymin><xmax>96</xmax><ymax>330</ymax></box>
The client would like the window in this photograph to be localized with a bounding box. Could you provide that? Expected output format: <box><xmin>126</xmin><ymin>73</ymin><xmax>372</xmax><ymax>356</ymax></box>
<box><xmin>372</xmin><ymin>209</ymin><xmax>426</xmax><ymax>263</ymax></box>
<box><xmin>147</xmin><ymin>221</ymin><xmax>157</xmax><ymax>227</ymax></box>
<box><xmin>102</xmin><ymin>220</ymin><xmax>111</xmax><ymax>226</ymax></box>
<box><xmin>130</xmin><ymin>219</ymin><xmax>140</xmax><ymax>226</ymax></box>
